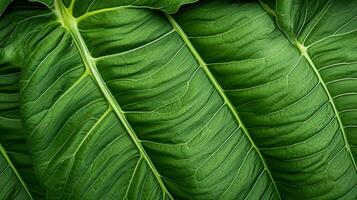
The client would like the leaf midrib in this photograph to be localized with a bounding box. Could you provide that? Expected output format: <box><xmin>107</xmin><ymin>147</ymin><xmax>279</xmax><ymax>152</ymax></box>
<box><xmin>53</xmin><ymin>1</ymin><xmax>173</xmax><ymax>199</ymax></box>
<box><xmin>54</xmin><ymin>0</ymin><xmax>284</xmax><ymax>198</ymax></box>
<box><xmin>295</xmin><ymin>40</ymin><xmax>357</xmax><ymax>170</ymax></box>
<box><xmin>0</xmin><ymin>143</ymin><xmax>33</xmax><ymax>200</ymax></box>
<box><xmin>165</xmin><ymin>14</ymin><xmax>282</xmax><ymax>199</ymax></box>
<box><xmin>258</xmin><ymin>1</ymin><xmax>357</xmax><ymax>171</ymax></box>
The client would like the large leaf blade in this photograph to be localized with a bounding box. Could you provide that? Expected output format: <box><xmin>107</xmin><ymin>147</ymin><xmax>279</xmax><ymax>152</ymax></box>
<box><xmin>3</xmin><ymin>0</ymin><xmax>280</xmax><ymax>199</ymax></box>
<box><xmin>0</xmin><ymin>144</ymin><xmax>33</xmax><ymax>200</ymax></box>
<box><xmin>0</xmin><ymin>62</ymin><xmax>44</xmax><ymax>199</ymax></box>
<box><xmin>174</xmin><ymin>0</ymin><xmax>357</xmax><ymax>199</ymax></box>
<box><xmin>260</xmin><ymin>0</ymin><xmax>357</xmax><ymax>163</ymax></box>
<box><xmin>0</xmin><ymin>8</ymin><xmax>45</xmax><ymax>197</ymax></box>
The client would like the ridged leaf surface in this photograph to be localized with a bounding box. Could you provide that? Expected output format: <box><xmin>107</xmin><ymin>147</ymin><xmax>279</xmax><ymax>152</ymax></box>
<box><xmin>174</xmin><ymin>0</ymin><xmax>357</xmax><ymax>199</ymax></box>
<box><xmin>260</xmin><ymin>0</ymin><xmax>357</xmax><ymax>162</ymax></box>
<box><xmin>1</xmin><ymin>0</ymin><xmax>279</xmax><ymax>199</ymax></box>
<box><xmin>1</xmin><ymin>0</ymin><xmax>357</xmax><ymax>199</ymax></box>
<box><xmin>0</xmin><ymin>144</ymin><xmax>32</xmax><ymax>200</ymax></box>
<box><xmin>0</xmin><ymin>11</ymin><xmax>44</xmax><ymax>198</ymax></box>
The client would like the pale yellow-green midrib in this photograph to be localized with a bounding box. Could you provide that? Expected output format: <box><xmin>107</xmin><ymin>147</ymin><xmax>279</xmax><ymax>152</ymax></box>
<box><xmin>0</xmin><ymin>143</ymin><xmax>33</xmax><ymax>199</ymax></box>
<box><xmin>53</xmin><ymin>1</ymin><xmax>173</xmax><ymax>199</ymax></box>
<box><xmin>258</xmin><ymin>1</ymin><xmax>357</xmax><ymax>171</ymax></box>
<box><xmin>165</xmin><ymin>14</ymin><xmax>282</xmax><ymax>199</ymax></box>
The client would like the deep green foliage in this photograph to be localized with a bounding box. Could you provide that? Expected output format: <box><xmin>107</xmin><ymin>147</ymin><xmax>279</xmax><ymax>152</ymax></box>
<box><xmin>0</xmin><ymin>0</ymin><xmax>356</xmax><ymax>199</ymax></box>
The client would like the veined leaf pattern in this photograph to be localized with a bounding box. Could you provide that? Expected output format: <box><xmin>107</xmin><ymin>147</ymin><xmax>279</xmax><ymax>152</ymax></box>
<box><xmin>3</xmin><ymin>0</ymin><xmax>279</xmax><ymax>199</ymax></box>
<box><xmin>0</xmin><ymin>14</ymin><xmax>45</xmax><ymax>198</ymax></box>
<box><xmin>0</xmin><ymin>144</ymin><xmax>33</xmax><ymax>200</ymax></box>
<box><xmin>175</xmin><ymin>0</ymin><xmax>357</xmax><ymax>199</ymax></box>
<box><xmin>0</xmin><ymin>0</ymin><xmax>356</xmax><ymax>199</ymax></box>
<box><xmin>260</xmin><ymin>0</ymin><xmax>357</xmax><ymax>162</ymax></box>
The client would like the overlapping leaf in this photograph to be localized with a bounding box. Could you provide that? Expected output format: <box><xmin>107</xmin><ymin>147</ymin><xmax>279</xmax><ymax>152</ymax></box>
<box><xmin>175</xmin><ymin>0</ymin><xmax>357</xmax><ymax>199</ymax></box>
<box><xmin>0</xmin><ymin>7</ymin><xmax>45</xmax><ymax>198</ymax></box>
<box><xmin>1</xmin><ymin>0</ymin><xmax>279</xmax><ymax>199</ymax></box>
<box><xmin>0</xmin><ymin>144</ymin><xmax>32</xmax><ymax>200</ymax></box>
<box><xmin>260</xmin><ymin>0</ymin><xmax>357</xmax><ymax>162</ymax></box>
<box><xmin>1</xmin><ymin>0</ymin><xmax>357</xmax><ymax>199</ymax></box>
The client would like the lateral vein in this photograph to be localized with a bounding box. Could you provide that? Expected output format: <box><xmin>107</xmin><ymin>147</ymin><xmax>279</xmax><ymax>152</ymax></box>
<box><xmin>165</xmin><ymin>14</ymin><xmax>281</xmax><ymax>199</ymax></box>
<box><xmin>295</xmin><ymin>40</ymin><xmax>357</xmax><ymax>170</ymax></box>
<box><xmin>54</xmin><ymin>1</ymin><xmax>173</xmax><ymax>198</ymax></box>
<box><xmin>0</xmin><ymin>144</ymin><xmax>33</xmax><ymax>199</ymax></box>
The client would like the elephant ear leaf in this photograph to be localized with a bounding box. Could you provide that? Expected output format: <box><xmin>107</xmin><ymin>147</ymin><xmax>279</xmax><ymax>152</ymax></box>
<box><xmin>0</xmin><ymin>62</ymin><xmax>33</xmax><ymax>198</ymax></box>
<box><xmin>0</xmin><ymin>144</ymin><xmax>32</xmax><ymax>200</ymax></box>
<box><xmin>0</xmin><ymin>59</ymin><xmax>33</xmax><ymax>199</ymax></box>
<box><xmin>174</xmin><ymin>0</ymin><xmax>357</xmax><ymax>199</ymax></box>
<box><xmin>0</xmin><ymin>63</ymin><xmax>45</xmax><ymax>199</ymax></box>
<box><xmin>0</xmin><ymin>3</ymin><xmax>47</xmax><ymax>198</ymax></box>
<box><xmin>260</xmin><ymin>0</ymin><xmax>357</xmax><ymax>161</ymax></box>
<box><xmin>3</xmin><ymin>0</ymin><xmax>280</xmax><ymax>199</ymax></box>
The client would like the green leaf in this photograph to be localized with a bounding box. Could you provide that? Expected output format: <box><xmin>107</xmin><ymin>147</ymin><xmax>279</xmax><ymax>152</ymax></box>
<box><xmin>174</xmin><ymin>0</ymin><xmax>357</xmax><ymax>199</ymax></box>
<box><xmin>0</xmin><ymin>144</ymin><xmax>33</xmax><ymax>199</ymax></box>
<box><xmin>29</xmin><ymin>0</ymin><xmax>54</xmax><ymax>7</ymax></box>
<box><xmin>3</xmin><ymin>0</ymin><xmax>357</xmax><ymax>199</ymax></box>
<box><xmin>0</xmin><ymin>62</ymin><xmax>45</xmax><ymax>199</ymax></box>
<box><xmin>0</xmin><ymin>8</ymin><xmax>46</xmax><ymax>197</ymax></box>
<box><xmin>260</xmin><ymin>0</ymin><xmax>357</xmax><ymax>162</ymax></box>
<box><xmin>0</xmin><ymin>0</ymin><xmax>12</xmax><ymax>16</ymax></box>
<box><xmin>1</xmin><ymin>0</ymin><xmax>279</xmax><ymax>199</ymax></box>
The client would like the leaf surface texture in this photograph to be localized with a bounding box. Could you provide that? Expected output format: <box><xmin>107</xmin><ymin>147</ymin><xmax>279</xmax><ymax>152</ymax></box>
<box><xmin>174</xmin><ymin>0</ymin><xmax>357</xmax><ymax>199</ymax></box>
<box><xmin>1</xmin><ymin>0</ymin><xmax>279</xmax><ymax>199</ymax></box>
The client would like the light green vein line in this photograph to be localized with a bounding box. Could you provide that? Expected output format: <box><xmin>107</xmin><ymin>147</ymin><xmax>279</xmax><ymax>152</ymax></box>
<box><xmin>295</xmin><ymin>40</ymin><xmax>357</xmax><ymax>170</ymax></box>
<box><xmin>258</xmin><ymin>0</ymin><xmax>357</xmax><ymax>171</ymax></box>
<box><xmin>54</xmin><ymin>1</ymin><xmax>173</xmax><ymax>199</ymax></box>
<box><xmin>0</xmin><ymin>143</ymin><xmax>33</xmax><ymax>199</ymax></box>
<box><xmin>165</xmin><ymin>14</ymin><xmax>281</xmax><ymax>199</ymax></box>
